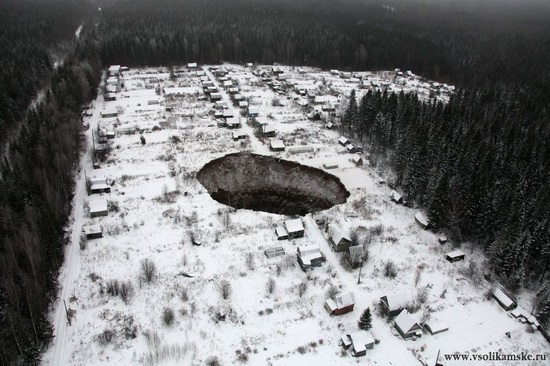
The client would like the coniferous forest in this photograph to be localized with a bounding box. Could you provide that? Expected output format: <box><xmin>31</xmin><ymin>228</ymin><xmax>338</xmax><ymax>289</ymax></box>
<box><xmin>1</xmin><ymin>0</ymin><xmax>550</xmax><ymax>363</ymax></box>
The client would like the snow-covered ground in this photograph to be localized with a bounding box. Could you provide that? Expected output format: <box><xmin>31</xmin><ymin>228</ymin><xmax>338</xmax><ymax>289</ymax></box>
<box><xmin>42</xmin><ymin>64</ymin><xmax>547</xmax><ymax>366</ymax></box>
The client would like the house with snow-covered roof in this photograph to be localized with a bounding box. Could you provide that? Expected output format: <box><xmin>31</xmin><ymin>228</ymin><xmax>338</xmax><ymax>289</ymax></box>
<box><xmin>284</xmin><ymin>219</ymin><xmax>304</xmax><ymax>238</ymax></box>
<box><xmin>328</xmin><ymin>225</ymin><xmax>352</xmax><ymax>253</ymax></box>
<box><xmin>380</xmin><ymin>293</ymin><xmax>410</xmax><ymax>317</ymax></box>
<box><xmin>325</xmin><ymin>292</ymin><xmax>355</xmax><ymax>315</ymax></box>
<box><xmin>394</xmin><ymin>309</ymin><xmax>422</xmax><ymax>339</ymax></box>
<box><xmin>297</xmin><ymin>245</ymin><xmax>324</xmax><ymax>270</ymax></box>
<box><xmin>340</xmin><ymin>331</ymin><xmax>375</xmax><ymax>357</ymax></box>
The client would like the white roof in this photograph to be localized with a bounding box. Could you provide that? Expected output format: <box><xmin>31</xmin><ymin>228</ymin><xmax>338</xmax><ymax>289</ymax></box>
<box><xmin>394</xmin><ymin>309</ymin><xmax>419</xmax><ymax>334</ymax></box>
<box><xmin>263</xmin><ymin>124</ymin><xmax>275</xmax><ymax>134</ymax></box>
<box><xmin>285</xmin><ymin>219</ymin><xmax>304</xmax><ymax>233</ymax></box>
<box><xmin>270</xmin><ymin>139</ymin><xmax>286</xmax><ymax>149</ymax></box>
<box><xmin>223</xmin><ymin>109</ymin><xmax>234</xmax><ymax>117</ymax></box>
<box><xmin>210</xmin><ymin>92</ymin><xmax>222</xmax><ymax>98</ymax></box>
<box><xmin>383</xmin><ymin>293</ymin><xmax>409</xmax><ymax>312</ymax></box>
<box><xmin>351</xmin><ymin>154</ymin><xmax>362</xmax><ymax>163</ymax></box>
<box><xmin>248</xmin><ymin>106</ymin><xmax>260</xmax><ymax>114</ymax></box>
<box><xmin>90</xmin><ymin>175</ymin><xmax>107</xmax><ymax>185</ymax></box>
<box><xmin>239</xmin><ymin>101</ymin><xmax>249</xmax><ymax>107</ymax></box>
<box><xmin>232</xmin><ymin>131</ymin><xmax>247</xmax><ymax>138</ymax></box>
<box><xmin>89</xmin><ymin>198</ymin><xmax>108</xmax><ymax>213</ymax></box>
<box><xmin>223</xmin><ymin>80</ymin><xmax>233</xmax><ymax>87</ymax></box>
<box><xmin>348</xmin><ymin>331</ymin><xmax>374</xmax><ymax>354</ymax></box>
<box><xmin>338</xmin><ymin>136</ymin><xmax>349</xmax><ymax>145</ymax></box>
<box><xmin>297</xmin><ymin>245</ymin><xmax>322</xmax><ymax>266</ymax></box>
<box><xmin>83</xmin><ymin>224</ymin><xmax>102</xmax><ymax>235</ymax></box>
<box><xmin>390</xmin><ymin>190</ymin><xmax>402</xmax><ymax>201</ymax></box>
<box><xmin>447</xmin><ymin>249</ymin><xmax>465</xmax><ymax>258</ymax></box>
<box><xmin>90</xmin><ymin>183</ymin><xmax>110</xmax><ymax>191</ymax></box>
<box><xmin>333</xmin><ymin>292</ymin><xmax>355</xmax><ymax>309</ymax></box>
<box><xmin>425</xmin><ymin>321</ymin><xmax>449</xmax><ymax>334</ymax></box>
<box><xmin>329</xmin><ymin>225</ymin><xmax>351</xmax><ymax>245</ymax></box>
<box><xmin>275</xmin><ymin>226</ymin><xmax>288</xmax><ymax>238</ymax></box>
<box><xmin>415</xmin><ymin>212</ymin><xmax>429</xmax><ymax>226</ymax></box>
<box><xmin>226</xmin><ymin>117</ymin><xmax>240</xmax><ymax>126</ymax></box>
<box><xmin>492</xmin><ymin>287</ymin><xmax>515</xmax><ymax>308</ymax></box>
<box><xmin>187</xmin><ymin>62</ymin><xmax>198</xmax><ymax>68</ymax></box>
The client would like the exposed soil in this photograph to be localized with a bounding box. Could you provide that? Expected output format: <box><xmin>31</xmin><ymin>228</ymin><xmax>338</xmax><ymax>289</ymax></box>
<box><xmin>196</xmin><ymin>152</ymin><xmax>350</xmax><ymax>216</ymax></box>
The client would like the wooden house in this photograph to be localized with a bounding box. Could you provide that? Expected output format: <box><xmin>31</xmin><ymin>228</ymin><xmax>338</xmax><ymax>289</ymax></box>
<box><xmin>338</xmin><ymin>136</ymin><xmax>350</xmax><ymax>146</ymax></box>
<box><xmin>445</xmin><ymin>249</ymin><xmax>465</xmax><ymax>263</ymax></box>
<box><xmin>232</xmin><ymin>131</ymin><xmax>247</xmax><ymax>141</ymax></box>
<box><xmin>415</xmin><ymin>212</ymin><xmax>430</xmax><ymax>230</ymax></box>
<box><xmin>394</xmin><ymin>309</ymin><xmax>422</xmax><ymax>339</ymax></box>
<box><xmin>340</xmin><ymin>331</ymin><xmax>375</xmax><ymax>357</ymax></box>
<box><xmin>100</xmin><ymin>109</ymin><xmax>118</xmax><ymax>118</ymax></box>
<box><xmin>328</xmin><ymin>225</ymin><xmax>352</xmax><ymax>252</ymax></box>
<box><xmin>325</xmin><ymin>292</ymin><xmax>355</xmax><ymax>316</ymax></box>
<box><xmin>210</xmin><ymin>92</ymin><xmax>222</xmax><ymax>101</ymax></box>
<box><xmin>380</xmin><ymin>293</ymin><xmax>409</xmax><ymax>317</ymax></box>
<box><xmin>262</xmin><ymin>124</ymin><xmax>276</xmax><ymax>137</ymax></box>
<box><xmin>351</xmin><ymin>154</ymin><xmax>363</xmax><ymax>166</ymax></box>
<box><xmin>270</xmin><ymin>139</ymin><xmax>286</xmax><ymax>152</ymax></box>
<box><xmin>390</xmin><ymin>190</ymin><xmax>403</xmax><ymax>204</ymax></box>
<box><xmin>275</xmin><ymin>226</ymin><xmax>288</xmax><ymax>240</ymax></box>
<box><xmin>226</xmin><ymin>117</ymin><xmax>241</xmax><ymax>129</ymax></box>
<box><xmin>187</xmin><ymin>62</ymin><xmax>198</xmax><ymax>68</ymax></box>
<box><xmin>284</xmin><ymin>219</ymin><xmax>304</xmax><ymax>238</ymax></box>
<box><xmin>297</xmin><ymin>245</ymin><xmax>324</xmax><ymax>270</ymax></box>
<box><xmin>248</xmin><ymin>106</ymin><xmax>260</xmax><ymax>118</ymax></box>
<box><xmin>89</xmin><ymin>198</ymin><xmax>108</xmax><ymax>218</ymax></box>
<box><xmin>83</xmin><ymin>224</ymin><xmax>102</xmax><ymax>239</ymax></box>
<box><xmin>492</xmin><ymin>285</ymin><xmax>517</xmax><ymax>311</ymax></box>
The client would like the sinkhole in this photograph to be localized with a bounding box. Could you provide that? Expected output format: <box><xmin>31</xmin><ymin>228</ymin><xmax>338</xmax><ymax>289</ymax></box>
<box><xmin>196</xmin><ymin>152</ymin><xmax>350</xmax><ymax>216</ymax></box>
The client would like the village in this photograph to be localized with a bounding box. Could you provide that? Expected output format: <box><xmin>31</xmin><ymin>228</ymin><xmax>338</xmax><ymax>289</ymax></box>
<box><xmin>50</xmin><ymin>62</ymin><xmax>549</xmax><ymax>365</ymax></box>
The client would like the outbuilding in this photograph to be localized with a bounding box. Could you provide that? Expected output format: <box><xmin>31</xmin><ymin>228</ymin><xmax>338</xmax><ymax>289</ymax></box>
<box><xmin>424</xmin><ymin>321</ymin><xmax>449</xmax><ymax>335</ymax></box>
<box><xmin>415</xmin><ymin>212</ymin><xmax>430</xmax><ymax>230</ymax></box>
<box><xmin>390</xmin><ymin>190</ymin><xmax>403</xmax><ymax>204</ymax></box>
<box><xmin>446</xmin><ymin>249</ymin><xmax>465</xmax><ymax>263</ymax></box>
<box><xmin>338</xmin><ymin>136</ymin><xmax>350</xmax><ymax>146</ymax></box>
<box><xmin>351</xmin><ymin>154</ymin><xmax>363</xmax><ymax>166</ymax></box>
<box><xmin>340</xmin><ymin>331</ymin><xmax>375</xmax><ymax>357</ymax></box>
<box><xmin>492</xmin><ymin>285</ymin><xmax>517</xmax><ymax>311</ymax></box>
<box><xmin>275</xmin><ymin>226</ymin><xmax>288</xmax><ymax>240</ymax></box>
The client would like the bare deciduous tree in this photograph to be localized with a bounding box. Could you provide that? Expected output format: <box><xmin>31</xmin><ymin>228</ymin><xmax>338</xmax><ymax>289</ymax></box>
<box><xmin>141</xmin><ymin>258</ymin><xmax>156</xmax><ymax>284</ymax></box>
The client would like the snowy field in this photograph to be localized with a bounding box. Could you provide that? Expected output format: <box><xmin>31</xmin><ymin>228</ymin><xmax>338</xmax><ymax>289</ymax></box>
<box><xmin>42</xmin><ymin>64</ymin><xmax>548</xmax><ymax>366</ymax></box>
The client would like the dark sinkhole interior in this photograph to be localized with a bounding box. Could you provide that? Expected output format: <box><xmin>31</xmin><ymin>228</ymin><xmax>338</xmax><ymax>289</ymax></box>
<box><xmin>196</xmin><ymin>152</ymin><xmax>350</xmax><ymax>216</ymax></box>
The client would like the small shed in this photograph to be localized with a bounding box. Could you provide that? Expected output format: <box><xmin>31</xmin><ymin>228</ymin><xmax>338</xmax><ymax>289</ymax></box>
<box><xmin>338</xmin><ymin>136</ymin><xmax>350</xmax><ymax>146</ymax></box>
<box><xmin>414</xmin><ymin>212</ymin><xmax>430</xmax><ymax>230</ymax></box>
<box><xmin>325</xmin><ymin>292</ymin><xmax>355</xmax><ymax>316</ymax></box>
<box><xmin>284</xmin><ymin>219</ymin><xmax>304</xmax><ymax>238</ymax></box>
<box><xmin>380</xmin><ymin>293</ymin><xmax>409</xmax><ymax>317</ymax></box>
<box><xmin>83</xmin><ymin>224</ymin><xmax>102</xmax><ymax>239</ymax></box>
<box><xmin>346</xmin><ymin>144</ymin><xmax>356</xmax><ymax>153</ymax></box>
<box><xmin>104</xmin><ymin>93</ymin><xmax>116</xmax><ymax>101</ymax></box>
<box><xmin>248</xmin><ymin>106</ymin><xmax>260</xmax><ymax>117</ymax></box>
<box><xmin>270</xmin><ymin>139</ymin><xmax>286</xmax><ymax>152</ymax></box>
<box><xmin>341</xmin><ymin>331</ymin><xmax>375</xmax><ymax>357</ymax></box>
<box><xmin>226</xmin><ymin>117</ymin><xmax>241</xmax><ymax>129</ymax></box>
<box><xmin>100</xmin><ymin>109</ymin><xmax>118</xmax><ymax>118</ymax></box>
<box><xmin>326</xmin><ymin>122</ymin><xmax>334</xmax><ymax>130</ymax></box>
<box><xmin>424</xmin><ymin>321</ymin><xmax>449</xmax><ymax>335</ymax></box>
<box><xmin>351</xmin><ymin>154</ymin><xmax>363</xmax><ymax>166</ymax></box>
<box><xmin>264</xmin><ymin>246</ymin><xmax>285</xmax><ymax>258</ymax></box>
<box><xmin>89</xmin><ymin>198</ymin><xmax>108</xmax><ymax>218</ymax></box>
<box><xmin>492</xmin><ymin>286</ymin><xmax>517</xmax><ymax>311</ymax></box>
<box><xmin>187</xmin><ymin>62</ymin><xmax>198</xmax><ymax>68</ymax></box>
<box><xmin>438</xmin><ymin>236</ymin><xmax>448</xmax><ymax>244</ymax></box>
<box><xmin>446</xmin><ymin>249</ymin><xmax>465</xmax><ymax>263</ymax></box>
<box><xmin>394</xmin><ymin>309</ymin><xmax>422</xmax><ymax>339</ymax></box>
<box><xmin>210</xmin><ymin>92</ymin><xmax>222</xmax><ymax>101</ymax></box>
<box><xmin>390</xmin><ymin>190</ymin><xmax>403</xmax><ymax>204</ymax></box>
<box><xmin>239</xmin><ymin>101</ymin><xmax>249</xmax><ymax>108</ymax></box>
<box><xmin>328</xmin><ymin>225</ymin><xmax>352</xmax><ymax>252</ymax></box>
<box><xmin>322</xmin><ymin>161</ymin><xmax>339</xmax><ymax>170</ymax></box>
<box><xmin>275</xmin><ymin>226</ymin><xmax>288</xmax><ymax>240</ymax></box>
<box><xmin>297</xmin><ymin>245</ymin><xmax>324</xmax><ymax>270</ymax></box>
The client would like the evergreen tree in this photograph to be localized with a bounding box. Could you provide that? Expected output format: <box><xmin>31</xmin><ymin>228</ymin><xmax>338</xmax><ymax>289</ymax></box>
<box><xmin>358</xmin><ymin>308</ymin><xmax>372</xmax><ymax>330</ymax></box>
<box><xmin>342</xmin><ymin>89</ymin><xmax>358</xmax><ymax>135</ymax></box>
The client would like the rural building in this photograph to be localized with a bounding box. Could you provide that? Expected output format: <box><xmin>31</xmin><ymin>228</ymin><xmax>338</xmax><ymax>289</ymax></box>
<box><xmin>322</xmin><ymin>161</ymin><xmax>339</xmax><ymax>169</ymax></box>
<box><xmin>275</xmin><ymin>226</ymin><xmax>288</xmax><ymax>240</ymax></box>
<box><xmin>445</xmin><ymin>249</ymin><xmax>465</xmax><ymax>263</ymax></box>
<box><xmin>390</xmin><ymin>190</ymin><xmax>403</xmax><ymax>203</ymax></box>
<box><xmin>239</xmin><ymin>101</ymin><xmax>249</xmax><ymax>108</ymax></box>
<box><xmin>264</xmin><ymin>246</ymin><xmax>285</xmax><ymax>258</ymax></box>
<box><xmin>325</xmin><ymin>292</ymin><xmax>356</xmax><ymax>315</ymax></box>
<box><xmin>351</xmin><ymin>154</ymin><xmax>363</xmax><ymax>166</ymax></box>
<box><xmin>223</xmin><ymin>109</ymin><xmax>235</xmax><ymax>118</ymax></box>
<box><xmin>262</xmin><ymin>124</ymin><xmax>276</xmax><ymax>137</ymax></box>
<box><xmin>338</xmin><ymin>136</ymin><xmax>350</xmax><ymax>146</ymax></box>
<box><xmin>226</xmin><ymin>117</ymin><xmax>241</xmax><ymax>129</ymax></box>
<box><xmin>288</xmin><ymin>146</ymin><xmax>314</xmax><ymax>154</ymax></box>
<box><xmin>104</xmin><ymin>93</ymin><xmax>116</xmax><ymax>101</ymax></box>
<box><xmin>232</xmin><ymin>131</ymin><xmax>247</xmax><ymax>141</ymax></box>
<box><xmin>380</xmin><ymin>293</ymin><xmax>409</xmax><ymax>317</ymax></box>
<box><xmin>90</xmin><ymin>181</ymin><xmax>111</xmax><ymax>195</ymax></box>
<box><xmin>100</xmin><ymin>109</ymin><xmax>118</xmax><ymax>118</ymax></box>
<box><xmin>492</xmin><ymin>285</ymin><xmax>517</xmax><ymax>311</ymax></box>
<box><xmin>326</xmin><ymin>122</ymin><xmax>334</xmax><ymax>129</ymax></box>
<box><xmin>83</xmin><ymin>224</ymin><xmax>102</xmax><ymax>240</ymax></box>
<box><xmin>340</xmin><ymin>331</ymin><xmax>375</xmax><ymax>357</ymax></box>
<box><xmin>270</xmin><ymin>139</ymin><xmax>286</xmax><ymax>152</ymax></box>
<box><xmin>108</xmin><ymin>65</ymin><xmax>121</xmax><ymax>76</ymax></box>
<box><xmin>415</xmin><ymin>212</ymin><xmax>430</xmax><ymax>229</ymax></box>
<box><xmin>284</xmin><ymin>219</ymin><xmax>304</xmax><ymax>238</ymax></box>
<box><xmin>89</xmin><ymin>198</ymin><xmax>108</xmax><ymax>218</ymax></box>
<box><xmin>210</xmin><ymin>92</ymin><xmax>222</xmax><ymax>101</ymax></box>
<box><xmin>297</xmin><ymin>245</ymin><xmax>324</xmax><ymax>270</ymax></box>
<box><xmin>394</xmin><ymin>309</ymin><xmax>422</xmax><ymax>339</ymax></box>
<box><xmin>187</xmin><ymin>62</ymin><xmax>198</xmax><ymax>68</ymax></box>
<box><xmin>424</xmin><ymin>321</ymin><xmax>449</xmax><ymax>335</ymax></box>
<box><xmin>248</xmin><ymin>106</ymin><xmax>260</xmax><ymax>118</ymax></box>
<box><xmin>438</xmin><ymin>236</ymin><xmax>448</xmax><ymax>244</ymax></box>
<box><xmin>328</xmin><ymin>225</ymin><xmax>352</xmax><ymax>252</ymax></box>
